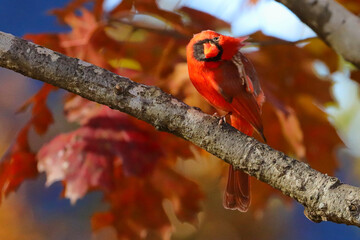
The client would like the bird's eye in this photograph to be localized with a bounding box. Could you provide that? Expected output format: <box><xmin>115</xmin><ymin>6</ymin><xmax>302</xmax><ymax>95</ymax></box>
<box><xmin>213</xmin><ymin>36</ymin><xmax>220</xmax><ymax>42</ymax></box>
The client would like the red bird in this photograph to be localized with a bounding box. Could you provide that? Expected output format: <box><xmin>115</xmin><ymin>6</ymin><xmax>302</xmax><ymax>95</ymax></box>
<box><xmin>186</xmin><ymin>30</ymin><xmax>265</xmax><ymax>212</ymax></box>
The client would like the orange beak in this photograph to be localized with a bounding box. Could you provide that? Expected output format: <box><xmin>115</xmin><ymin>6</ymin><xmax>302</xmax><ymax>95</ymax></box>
<box><xmin>203</xmin><ymin>42</ymin><xmax>219</xmax><ymax>58</ymax></box>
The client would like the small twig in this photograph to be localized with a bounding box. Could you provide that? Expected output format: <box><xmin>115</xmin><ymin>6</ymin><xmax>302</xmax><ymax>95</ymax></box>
<box><xmin>250</xmin><ymin>37</ymin><xmax>318</xmax><ymax>46</ymax></box>
<box><xmin>108</xmin><ymin>18</ymin><xmax>189</xmax><ymax>40</ymax></box>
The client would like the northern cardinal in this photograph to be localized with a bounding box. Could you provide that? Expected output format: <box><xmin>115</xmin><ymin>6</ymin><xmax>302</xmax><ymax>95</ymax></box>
<box><xmin>186</xmin><ymin>30</ymin><xmax>265</xmax><ymax>212</ymax></box>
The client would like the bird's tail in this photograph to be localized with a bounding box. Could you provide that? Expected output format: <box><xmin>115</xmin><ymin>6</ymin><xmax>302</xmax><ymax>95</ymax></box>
<box><xmin>223</xmin><ymin>165</ymin><xmax>250</xmax><ymax>212</ymax></box>
<box><xmin>223</xmin><ymin>114</ymin><xmax>254</xmax><ymax>212</ymax></box>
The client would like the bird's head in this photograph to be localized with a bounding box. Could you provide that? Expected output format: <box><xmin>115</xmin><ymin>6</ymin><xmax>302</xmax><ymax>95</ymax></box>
<box><xmin>187</xmin><ymin>30</ymin><xmax>248</xmax><ymax>62</ymax></box>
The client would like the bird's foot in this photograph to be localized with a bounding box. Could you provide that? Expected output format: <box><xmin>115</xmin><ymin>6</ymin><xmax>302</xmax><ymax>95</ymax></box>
<box><xmin>213</xmin><ymin>112</ymin><xmax>230</xmax><ymax>125</ymax></box>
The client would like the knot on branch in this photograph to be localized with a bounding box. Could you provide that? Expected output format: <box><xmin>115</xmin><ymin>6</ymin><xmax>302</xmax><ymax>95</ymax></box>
<box><xmin>328</xmin><ymin>177</ymin><xmax>342</xmax><ymax>189</ymax></box>
<box><xmin>114</xmin><ymin>84</ymin><xmax>123</xmax><ymax>95</ymax></box>
<box><xmin>304</xmin><ymin>207</ymin><xmax>327</xmax><ymax>223</ymax></box>
<box><xmin>347</xmin><ymin>200</ymin><xmax>360</xmax><ymax>219</ymax></box>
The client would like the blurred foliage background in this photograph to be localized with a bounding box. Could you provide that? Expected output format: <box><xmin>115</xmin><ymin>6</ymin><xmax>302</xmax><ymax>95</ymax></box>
<box><xmin>1</xmin><ymin>0</ymin><xmax>360</xmax><ymax>239</ymax></box>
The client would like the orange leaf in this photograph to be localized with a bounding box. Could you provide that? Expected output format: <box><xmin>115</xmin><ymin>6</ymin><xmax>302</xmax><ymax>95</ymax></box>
<box><xmin>0</xmin><ymin>124</ymin><xmax>38</xmax><ymax>201</ymax></box>
<box><xmin>350</xmin><ymin>70</ymin><xmax>360</xmax><ymax>84</ymax></box>
<box><xmin>51</xmin><ymin>0</ymin><xmax>105</xmax><ymax>23</ymax></box>
<box><xmin>92</xmin><ymin>212</ymin><xmax>115</xmax><ymax>231</ymax></box>
<box><xmin>275</xmin><ymin>106</ymin><xmax>306</xmax><ymax>159</ymax></box>
<box><xmin>17</xmin><ymin>84</ymin><xmax>55</xmax><ymax>135</ymax></box>
<box><xmin>0</xmin><ymin>83</ymin><xmax>57</xmax><ymax>201</ymax></box>
<box><xmin>294</xmin><ymin>95</ymin><xmax>340</xmax><ymax>174</ymax></box>
<box><xmin>106</xmin><ymin>178</ymin><xmax>172</xmax><ymax>239</ymax></box>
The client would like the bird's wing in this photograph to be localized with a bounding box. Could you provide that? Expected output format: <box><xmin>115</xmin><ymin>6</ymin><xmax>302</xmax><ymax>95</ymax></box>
<box><xmin>211</xmin><ymin>52</ymin><xmax>264</xmax><ymax>134</ymax></box>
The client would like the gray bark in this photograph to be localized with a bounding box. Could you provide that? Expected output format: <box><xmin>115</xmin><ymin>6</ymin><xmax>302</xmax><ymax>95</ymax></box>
<box><xmin>1</xmin><ymin>31</ymin><xmax>360</xmax><ymax>227</ymax></box>
<box><xmin>275</xmin><ymin>0</ymin><xmax>360</xmax><ymax>69</ymax></box>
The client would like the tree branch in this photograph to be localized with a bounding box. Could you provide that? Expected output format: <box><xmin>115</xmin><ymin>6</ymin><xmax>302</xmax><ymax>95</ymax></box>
<box><xmin>0</xmin><ymin>30</ymin><xmax>360</xmax><ymax>227</ymax></box>
<box><xmin>275</xmin><ymin>0</ymin><xmax>360</xmax><ymax>69</ymax></box>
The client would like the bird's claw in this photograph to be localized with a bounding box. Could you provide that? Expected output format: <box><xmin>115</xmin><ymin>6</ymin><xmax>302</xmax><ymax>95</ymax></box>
<box><xmin>218</xmin><ymin>116</ymin><xmax>226</xmax><ymax>125</ymax></box>
<box><xmin>213</xmin><ymin>112</ymin><xmax>229</xmax><ymax>125</ymax></box>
